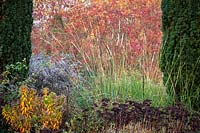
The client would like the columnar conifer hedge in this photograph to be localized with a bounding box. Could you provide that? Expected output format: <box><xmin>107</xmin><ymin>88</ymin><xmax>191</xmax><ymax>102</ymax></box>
<box><xmin>0</xmin><ymin>0</ymin><xmax>33</xmax><ymax>78</ymax></box>
<box><xmin>160</xmin><ymin>0</ymin><xmax>200</xmax><ymax>111</ymax></box>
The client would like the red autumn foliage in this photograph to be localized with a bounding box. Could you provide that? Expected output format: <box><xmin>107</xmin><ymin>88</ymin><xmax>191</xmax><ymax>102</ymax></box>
<box><xmin>32</xmin><ymin>0</ymin><xmax>162</xmax><ymax>81</ymax></box>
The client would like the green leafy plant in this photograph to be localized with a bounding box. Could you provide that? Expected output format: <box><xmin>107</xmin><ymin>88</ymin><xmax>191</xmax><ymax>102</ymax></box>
<box><xmin>1</xmin><ymin>59</ymin><xmax>28</xmax><ymax>84</ymax></box>
<box><xmin>0</xmin><ymin>59</ymin><xmax>28</xmax><ymax>104</ymax></box>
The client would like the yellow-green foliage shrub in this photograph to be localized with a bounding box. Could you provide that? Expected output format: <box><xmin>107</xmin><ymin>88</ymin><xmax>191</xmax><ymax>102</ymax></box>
<box><xmin>2</xmin><ymin>85</ymin><xmax>65</xmax><ymax>133</ymax></box>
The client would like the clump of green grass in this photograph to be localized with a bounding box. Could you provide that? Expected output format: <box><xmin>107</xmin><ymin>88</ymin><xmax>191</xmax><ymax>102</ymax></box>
<box><xmin>93</xmin><ymin>72</ymin><xmax>170</xmax><ymax>107</ymax></box>
<box><xmin>70</xmin><ymin>70</ymin><xmax>170</xmax><ymax>110</ymax></box>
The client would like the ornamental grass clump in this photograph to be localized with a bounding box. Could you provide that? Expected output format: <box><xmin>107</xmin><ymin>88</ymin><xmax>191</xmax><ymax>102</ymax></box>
<box><xmin>32</xmin><ymin>0</ymin><xmax>162</xmax><ymax>81</ymax></box>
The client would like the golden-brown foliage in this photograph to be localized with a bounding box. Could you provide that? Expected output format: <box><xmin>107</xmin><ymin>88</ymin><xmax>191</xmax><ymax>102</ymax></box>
<box><xmin>2</xmin><ymin>85</ymin><xmax>65</xmax><ymax>132</ymax></box>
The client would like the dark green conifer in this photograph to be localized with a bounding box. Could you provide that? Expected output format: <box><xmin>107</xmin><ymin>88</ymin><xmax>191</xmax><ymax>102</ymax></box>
<box><xmin>0</xmin><ymin>0</ymin><xmax>33</xmax><ymax>79</ymax></box>
<box><xmin>160</xmin><ymin>0</ymin><xmax>200</xmax><ymax>110</ymax></box>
